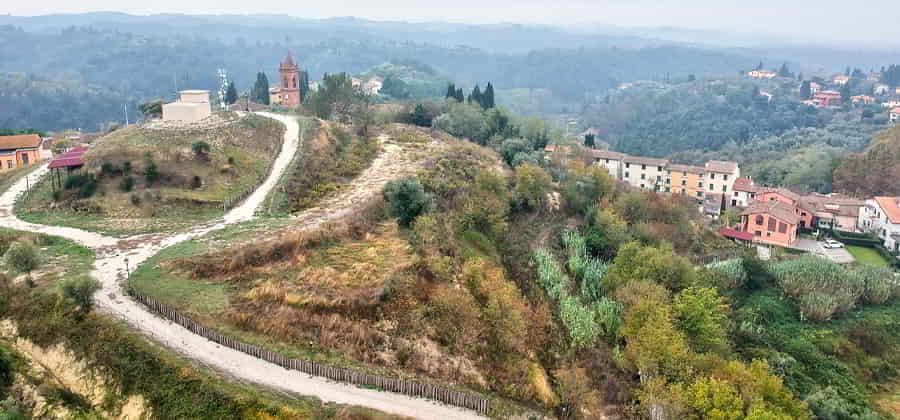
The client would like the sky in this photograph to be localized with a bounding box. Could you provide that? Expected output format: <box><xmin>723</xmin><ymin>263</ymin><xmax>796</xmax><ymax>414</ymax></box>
<box><xmin>3</xmin><ymin>0</ymin><xmax>899</xmax><ymax>45</ymax></box>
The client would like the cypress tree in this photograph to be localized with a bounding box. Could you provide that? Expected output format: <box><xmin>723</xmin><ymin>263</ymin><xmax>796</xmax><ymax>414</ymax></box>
<box><xmin>252</xmin><ymin>72</ymin><xmax>270</xmax><ymax>105</ymax></box>
<box><xmin>483</xmin><ymin>82</ymin><xmax>495</xmax><ymax>108</ymax></box>
<box><xmin>446</xmin><ymin>83</ymin><xmax>457</xmax><ymax>100</ymax></box>
<box><xmin>299</xmin><ymin>71</ymin><xmax>309</xmax><ymax>102</ymax></box>
<box><xmin>225</xmin><ymin>81</ymin><xmax>238</xmax><ymax>104</ymax></box>
<box><xmin>800</xmin><ymin>80</ymin><xmax>811</xmax><ymax>99</ymax></box>
<box><xmin>455</xmin><ymin>88</ymin><xmax>464</xmax><ymax>102</ymax></box>
<box><xmin>468</xmin><ymin>85</ymin><xmax>482</xmax><ymax>106</ymax></box>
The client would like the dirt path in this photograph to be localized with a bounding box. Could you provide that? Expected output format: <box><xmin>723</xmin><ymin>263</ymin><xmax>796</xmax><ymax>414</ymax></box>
<box><xmin>0</xmin><ymin>114</ymin><xmax>481</xmax><ymax>420</ymax></box>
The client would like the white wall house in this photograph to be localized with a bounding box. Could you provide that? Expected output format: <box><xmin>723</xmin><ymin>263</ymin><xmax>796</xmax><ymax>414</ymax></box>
<box><xmin>590</xmin><ymin>149</ymin><xmax>626</xmax><ymax>180</ymax></box>
<box><xmin>705</xmin><ymin>160</ymin><xmax>740</xmax><ymax>195</ymax></box>
<box><xmin>622</xmin><ymin>156</ymin><xmax>669</xmax><ymax>191</ymax></box>
<box><xmin>729</xmin><ymin>177</ymin><xmax>759</xmax><ymax>208</ymax></box>
<box><xmin>858</xmin><ymin>197</ymin><xmax>900</xmax><ymax>254</ymax></box>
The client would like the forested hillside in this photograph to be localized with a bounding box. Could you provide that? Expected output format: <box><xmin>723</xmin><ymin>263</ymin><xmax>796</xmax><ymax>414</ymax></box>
<box><xmin>834</xmin><ymin>124</ymin><xmax>900</xmax><ymax>196</ymax></box>
<box><xmin>0</xmin><ymin>22</ymin><xmax>756</xmax><ymax>130</ymax></box>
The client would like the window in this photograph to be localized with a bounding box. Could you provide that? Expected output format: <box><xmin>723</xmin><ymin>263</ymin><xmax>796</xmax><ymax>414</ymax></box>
<box><xmin>681</xmin><ymin>180</ymin><xmax>686</xmax><ymax>186</ymax></box>
<box><xmin>710</xmin><ymin>174</ymin><xmax>716</xmax><ymax>180</ymax></box>
<box><xmin>640</xmin><ymin>184</ymin><xmax>645</xmax><ymax>189</ymax></box>
<box><xmin>724</xmin><ymin>174</ymin><xmax>729</xmax><ymax>181</ymax></box>
<box><xmin>698</xmin><ymin>182</ymin><xmax>703</xmax><ymax>188</ymax></box>
<box><xmin>733</xmin><ymin>192</ymin><xmax>739</xmax><ymax>197</ymax></box>
<box><xmin>722</xmin><ymin>185</ymin><xmax>727</xmax><ymax>192</ymax></box>
<box><xmin>683</xmin><ymin>171</ymin><xmax>687</xmax><ymax>176</ymax></box>
<box><xmin>625</xmin><ymin>163</ymin><xmax>630</xmax><ymax>168</ymax></box>
<box><xmin>605</xmin><ymin>159</ymin><xmax>610</xmax><ymax>163</ymax></box>
<box><xmin>731</xmin><ymin>199</ymin><xmax>737</xmax><ymax>206</ymax></box>
<box><xmin>625</xmin><ymin>172</ymin><xmax>630</xmax><ymax>178</ymax></box>
<box><xmin>697</xmin><ymin>191</ymin><xmax>704</xmax><ymax>197</ymax></box>
<box><xmin>657</xmin><ymin>175</ymin><xmax>662</xmax><ymax>181</ymax></box>
<box><xmin>641</xmin><ymin>173</ymin><xmax>645</xmax><ymax>180</ymax></box>
<box><xmin>778</xmin><ymin>222</ymin><xmax>787</xmax><ymax>233</ymax></box>
<box><xmin>641</xmin><ymin>164</ymin><xmax>646</xmax><ymax>170</ymax></box>
<box><xmin>665</xmin><ymin>187</ymin><xmax>671</xmax><ymax>193</ymax></box>
<box><xmin>658</xmin><ymin>166</ymin><xmax>663</xmax><ymax>171</ymax></box>
<box><xmin>21</xmin><ymin>154</ymin><xmax>29</xmax><ymax>165</ymax></box>
<box><xmin>6</xmin><ymin>160</ymin><xmax>11</xmax><ymax>169</ymax></box>
<box><xmin>755</xmin><ymin>230</ymin><xmax>762</xmax><ymax>236</ymax></box>
<box><xmin>767</xmin><ymin>218</ymin><xmax>777</xmax><ymax>231</ymax></box>
<box><xmin>755</xmin><ymin>215</ymin><xmax>764</xmax><ymax>225</ymax></box>
<box><xmin>709</xmin><ymin>183</ymin><xmax>714</xmax><ymax>190</ymax></box>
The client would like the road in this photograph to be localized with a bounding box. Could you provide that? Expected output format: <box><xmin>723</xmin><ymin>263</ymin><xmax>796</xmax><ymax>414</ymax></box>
<box><xmin>0</xmin><ymin>113</ymin><xmax>483</xmax><ymax>420</ymax></box>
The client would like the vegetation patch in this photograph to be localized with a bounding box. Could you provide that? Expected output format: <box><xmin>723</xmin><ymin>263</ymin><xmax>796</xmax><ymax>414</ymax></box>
<box><xmin>15</xmin><ymin>114</ymin><xmax>284</xmax><ymax>236</ymax></box>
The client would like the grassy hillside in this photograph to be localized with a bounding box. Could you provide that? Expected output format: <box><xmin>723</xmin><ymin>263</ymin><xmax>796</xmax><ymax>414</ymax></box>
<box><xmin>16</xmin><ymin>114</ymin><xmax>284</xmax><ymax>236</ymax></box>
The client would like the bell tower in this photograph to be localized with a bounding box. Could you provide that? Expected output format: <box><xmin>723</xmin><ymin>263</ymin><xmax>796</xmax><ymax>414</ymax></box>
<box><xmin>278</xmin><ymin>52</ymin><xmax>302</xmax><ymax>108</ymax></box>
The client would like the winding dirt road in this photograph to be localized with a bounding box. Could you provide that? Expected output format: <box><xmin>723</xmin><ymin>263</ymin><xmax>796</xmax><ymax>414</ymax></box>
<box><xmin>0</xmin><ymin>113</ymin><xmax>482</xmax><ymax>420</ymax></box>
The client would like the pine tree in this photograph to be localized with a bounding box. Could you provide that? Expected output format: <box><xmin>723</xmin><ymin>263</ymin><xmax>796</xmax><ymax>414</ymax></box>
<box><xmin>455</xmin><ymin>88</ymin><xmax>464</xmax><ymax>102</ymax></box>
<box><xmin>225</xmin><ymin>81</ymin><xmax>238</xmax><ymax>104</ymax></box>
<box><xmin>483</xmin><ymin>82</ymin><xmax>496</xmax><ymax>108</ymax></box>
<box><xmin>584</xmin><ymin>133</ymin><xmax>596</xmax><ymax>148</ymax></box>
<box><xmin>252</xmin><ymin>72</ymin><xmax>270</xmax><ymax>105</ymax></box>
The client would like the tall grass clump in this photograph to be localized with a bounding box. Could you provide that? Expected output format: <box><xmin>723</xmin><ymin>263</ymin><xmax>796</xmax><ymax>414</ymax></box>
<box><xmin>712</xmin><ymin>258</ymin><xmax>749</xmax><ymax>288</ymax></box>
<box><xmin>767</xmin><ymin>255</ymin><xmax>894</xmax><ymax>321</ymax></box>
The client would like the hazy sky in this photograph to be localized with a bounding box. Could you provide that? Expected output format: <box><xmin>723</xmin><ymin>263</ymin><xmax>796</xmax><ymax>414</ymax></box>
<box><xmin>4</xmin><ymin>0</ymin><xmax>899</xmax><ymax>44</ymax></box>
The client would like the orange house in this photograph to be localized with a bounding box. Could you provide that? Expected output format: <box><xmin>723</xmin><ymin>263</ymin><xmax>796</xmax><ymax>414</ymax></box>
<box><xmin>668</xmin><ymin>164</ymin><xmax>706</xmax><ymax>199</ymax></box>
<box><xmin>740</xmin><ymin>200</ymin><xmax>800</xmax><ymax>247</ymax></box>
<box><xmin>0</xmin><ymin>134</ymin><xmax>43</xmax><ymax>173</ymax></box>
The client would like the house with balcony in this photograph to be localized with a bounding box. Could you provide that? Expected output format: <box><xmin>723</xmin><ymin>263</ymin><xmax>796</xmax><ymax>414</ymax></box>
<box><xmin>858</xmin><ymin>197</ymin><xmax>900</xmax><ymax>254</ymax></box>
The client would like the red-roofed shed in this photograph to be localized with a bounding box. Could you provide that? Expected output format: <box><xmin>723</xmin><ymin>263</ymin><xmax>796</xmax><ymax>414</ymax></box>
<box><xmin>718</xmin><ymin>227</ymin><xmax>754</xmax><ymax>243</ymax></box>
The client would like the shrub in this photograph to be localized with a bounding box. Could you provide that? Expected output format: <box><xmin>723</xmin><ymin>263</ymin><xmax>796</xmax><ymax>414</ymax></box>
<box><xmin>63</xmin><ymin>174</ymin><xmax>91</xmax><ymax>190</ymax></box>
<box><xmin>768</xmin><ymin>255</ymin><xmax>865</xmax><ymax>321</ymax></box>
<box><xmin>383</xmin><ymin>177</ymin><xmax>432</xmax><ymax>227</ymax></box>
<box><xmin>76</xmin><ymin>177</ymin><xmax>98</xmax><ymax>199</ymax></box>
<box><xmin>60</xmin><ymin>276</ymin><xmax>100</xmax><ymax>312</ymax></box>
<box><xmin>850</xmin><ymin>265</ymin><xmax>897</xmax><ymax>305</ymax></box>
<box><xmin>130</xmin><ymin>194</ymin><xmax>142</xmax><ymax>206</ymax></box>
<box><xmin>122</xmin><ymin>161</ymin><xmax>132</xmax><ymax>175</ymax></box>
<box><xmin>191</xmin><ymin>141</ymin><xmax>211</xmax><ymax>159</ymax></box>
<box><xmin>191</xmin><ymin>175</ymin><xmax>203</xmax><ymax>190</ymax></box>
<box><xmin>119</xmin><ymin>176</ymin><xmax>135</xmax><ymax>192</ymax></box>
<box><xmin>512</xmin><ymin>163</ymin><xmax>552</xmax><ymax>211</ymax></box>
<box><xmin>673</xmin><ymin>287</ymin><xmax>730</xmax><ymax>354</ymax></box>
<box><xmin>144</xmin><ymin>159</ymin><xmax>160</xmax><ymax>184</ymax></box>
<box><xmin>4</xmin><ymin>242</ymin><xmax>39</xmax><ymax>273</ymax></box>
<box><xmin>100</xmin><ymin>162</ymin><xmax>121</xmax><ymax>177</ymax></box>
<box><xmin>0</xmin><ymin>346</ymin><xmax>13</xmax><ymax>391</ymax></box>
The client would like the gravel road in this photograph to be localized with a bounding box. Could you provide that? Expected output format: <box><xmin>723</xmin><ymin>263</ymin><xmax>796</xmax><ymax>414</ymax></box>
<box><xmin>0</xmin><ymin>113</ymin><xmax>483</xmax><ymax>420</ymax></box>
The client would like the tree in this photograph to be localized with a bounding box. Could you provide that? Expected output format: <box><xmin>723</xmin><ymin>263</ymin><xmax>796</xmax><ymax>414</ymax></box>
<box><xmin>299</xmin><ymin>70</ymin><xmax>309</xmax><ymax>101</ymax></box>
<box><xmin>380</xmin><ymin>75</ymin><xmax>410</xmax><ymax>99</ymax></box>
<box><xmin>756</xmin><ymin>61</ymin><xmax>764</xmax><ymax>70</ymax></box>
<box><xmin>483</xmin><ymin>82</ymin><xmax>496</xmax><ymax>109</ymax></box>
<box><xmin>225</xmin><ymin>81</ymin><xmax>238</xmax><ymax>104</ymax></box>
<box><xmin>799</xmin><ymin>80</ymin><xmax>811</xmax><ymax>99</ymax></box>
<box><xmin>584</xmin><ymin>133</ymin><xmax>596</xmax><ymax>148</ymax></box>
<box><xmin>4</xmin><ymin>242</ymin><xmax>39</xmax><ymax>273</ymax></box>
<box><xmin>143</xmin><ymin>159</ymin><xmax>160</xmax><ymax>184</ymax></box>
<box><xmin>251</xmin><ymin>72</ymin><xmax>270</xmax><ymax>105</ymax></box>
<box><xmin>605</xmin><ymin>242</ymin><xmax>697</xmax><ymax>292</ymax></box>
<box><xmin>409</xmin><ymin>104</ymin><xmax>432</xmax><ymax>127</ymax></box>
<box><xmin>672</xmin><ymin>287</ymin><xmax>730</xmax><ymax>354</ymax></box>
<box><xmin>138</xmin><ymin>100</ymin><xmax>163</xmax><ymax>119</ymax></box>
<box><xmin>455</xmin><ymin>87</ymin><xmax>465</xmax><ymax>102</ymax></box>
<box><xmin>445</xmin><ymin>83</ymin><xmax>457</xmax><ymax>100</ymax></box>
<box><xmin>777</xmin><ymin>62</ymin><xmax>793</xmax><ymax>78</ymax></box>
<box><xmin>468</xmin><ymin>85</ymin><xmax>482</xmax><ymax>107</ymax></box>
<box><xmin>384</xmin><ymin>177</ymin><xmax>432</xmax><ymax>227</ymax></box>
<box><xmin>512</xmin><ymin>163</ymin><xmax>553</xmax><ymax>211</ymax></box>
<box><xmin>562</xmin><ymin>163</ymin><xmax>615</xmax><ymax>215</ymax></box>
<box><xmin>60</xmin><ymin>276</ymin><xmax>101</xmax><ymax>313</ymax></box>
<box><xmin>840</xmin><ymin>82</ymin><xmax>851</xmax><ymax>104</ymax></box>
<box><xmin>554</xmin><ymin>364</ymin><xmax>603</xmax><ymax>419</ymax></box>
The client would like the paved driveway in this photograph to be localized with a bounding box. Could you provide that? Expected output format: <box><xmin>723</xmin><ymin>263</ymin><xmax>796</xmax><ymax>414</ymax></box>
<box><xmin>793</xmin><ymin>239</ymin><xmax>855</xmax><ymax>264</ymax></box>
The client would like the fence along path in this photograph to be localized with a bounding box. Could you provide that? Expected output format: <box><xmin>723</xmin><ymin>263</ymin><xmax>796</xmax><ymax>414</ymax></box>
<box><xmin>127</xmin><ymin>288</ymin><xmax>490</xmax><ymax>414</ymax></box>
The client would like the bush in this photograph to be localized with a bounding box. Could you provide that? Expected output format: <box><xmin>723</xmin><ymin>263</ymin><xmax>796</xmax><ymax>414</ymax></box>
<box><xmin>100</xmin><ymin>162</ymin><xmax>121</xmax><ymax>177</ymax></box>
<box><xmin>63</xmin><ymin>174</ymin><xmax>90</xmax><ymax>190</ymax></box>
<box><xmin>119</xmin><ymin>176</ymin><xmax>135</xmax><ymax>192</ymax></box>
<box><xmin>130</xmin><ymin>194</ymin><xmax>142</xmax><ymax>206</ymax></box>
<box><xmin>76</xmin><ymin>177</ymin><xmax>97</xmax><ymax>199</ymax></box>
<box><xmin>0</xmin><ymin>346</ymin><xmax>13</xmax><ymax>391</ymax></box>
<box><xmin>191</xmin><ymin>175</ymin><xmax>202</xmax><ymax>190</ymax></box>
<box><xmin>383</xmin><ymin>177</ymin><xmax>432</xmax><ymax>227</ymax></box>
<box><xmin>122</xmin><ymin>161</ymin><xmax>132</xmax><ymax>175</ymax></box>
<box><xmin>60</xmin><ymin>276</ymin><xmax>100</xmax><ymax>312</ymax></box>
<box><xmin>4</xmin><ymin>242</ymin><xmax>39</xmax><ymax>273</ymax></box>
<box><xmin>769</xmin><ymin>255</ymin><xmax>866</xmax><ymax>320</ymax></box>
<box><xmin>144</xmin><ymin>159</ymin><xmax>160</xmax><ymax>184</ymax></box>
<box><xmin>191</xmin><ymin>141</ymin><xmax>211</xmax><ymax>159</ymax></box>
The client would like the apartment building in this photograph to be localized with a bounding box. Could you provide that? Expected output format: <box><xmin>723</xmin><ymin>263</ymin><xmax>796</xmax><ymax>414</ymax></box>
<box><xmin>668</xmin><ymin>164</ymin><xmax>706</xmax><ymax>199</ymax></box>
<box><xmin>704</xmin><ymin>160</ymin><xmax>740</xmax><ymax>195</ymax></box>
<box><xmin>622</xmin><ymin>155</ymin><xmax>669</xmax><ymax>192</ymax></box>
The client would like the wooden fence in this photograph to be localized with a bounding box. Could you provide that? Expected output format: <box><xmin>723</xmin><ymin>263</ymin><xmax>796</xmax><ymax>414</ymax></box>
<box><xmin>126</xmin><ymin>288</ymin><xmax>490</xmax><ymax>414</ymax></box>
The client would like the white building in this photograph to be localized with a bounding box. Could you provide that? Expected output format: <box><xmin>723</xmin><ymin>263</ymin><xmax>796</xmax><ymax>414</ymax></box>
<box><xmin>747</xmin><ymin>70</ymin><xmax>777</xmax><ymax>79</ymax></box>
<box><xmin>590</xmin><ymin>149</ymin><xmax>627</xmax><ymax>180</ymax></box>
<box><xmin>162</xmin><ymin>90</ymin><xmax>212</xmax><ymax>123</ymax></box>
<box><xmin>858</xmin><ymin>197</ymin><xmax>900</xmax><ymax>254</ymax></box>
<box><xmin>729</xmin><ymin>177</ymin><xmax>759</xmax><ymax>208</ymax></box>
<box><xmin>874</xmin><ymin>83</ymin><xmax>891</xmax><ymax>96</ymax></box>
<box><xmin>622</xmin><ymin>156</ymin><xmax>669</xmax><ymax>191</ymax></box>
<box><xmin>833</xmin><ymin>75</ymin><xmax>850</xmax><ymax>86</ymax></box>
<box><xmin>704</xmin><ymin>160</ymin><xmax>741</xmax><ymax>195</ymax></box>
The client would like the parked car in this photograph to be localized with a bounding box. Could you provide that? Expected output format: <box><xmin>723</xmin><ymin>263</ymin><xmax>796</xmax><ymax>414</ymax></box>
<box><xmin>823</xmin><ymin>239</ymin><xmax>844</xmax><ymax>249</ymax></box>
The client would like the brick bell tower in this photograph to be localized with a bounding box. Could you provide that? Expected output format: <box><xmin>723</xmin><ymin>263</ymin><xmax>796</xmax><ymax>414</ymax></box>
<box><xmin>279</xmin><ymin>52</ymin><xmax>302</xmax><ymax>108</ymax></box>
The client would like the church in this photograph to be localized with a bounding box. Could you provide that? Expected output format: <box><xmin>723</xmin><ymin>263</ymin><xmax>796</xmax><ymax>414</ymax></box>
<box><xmin>269</xmin><ymin>52</ymin><xmax>303</xmax><ymax>108</ymax></box>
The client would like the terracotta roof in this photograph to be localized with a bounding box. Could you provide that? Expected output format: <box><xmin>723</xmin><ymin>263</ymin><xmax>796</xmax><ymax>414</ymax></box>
<box><xmin>719</xmin><ymin>227</ymin><xmax>753</xmax><ymax>242</ymax></box>
<box><xmin>732</xmin><ymin>177</ymin><xmax>758</xmax><ymax>192</ymax></box>
<box><xmin>623</xmin><ymin>155</ymin><xmax>668</xmax><ymax>166</ymax></box>
<box><xmin>667</xmin><ymin>163</ymin><xmax>705</xmax><ymax>174</ymax></box>
<box><xmin>874</xmin><ymin>196</ymin><xmax>900</xmax><ymax>224</ymax></box>
<box><xmin>799</xmin><ymin>194</ymin><xmax>864</xmax><ymax>218</ymax></box>
<box><xmin>591</xmin><ymin>149</ymin><xmax>627</xmax><ymax>160</ymax></box>
<box><xmin>705</xmin><ymin>160</ymin><xmax>739</xmax><ymax>173</ymax></box>
<box><xmin>757</xmin><ymin>187</ymin><xmax>801</xmax><ymax>203</ymax></box>
<box><xmin>742</xmin><ymin>200</ymin><xmax>801</xmax><ymax>225</ymax></box>
<box><xmin>0</xmin><ymin>134</ymin><xmax>41</xmax><ymax>150</ymax></box>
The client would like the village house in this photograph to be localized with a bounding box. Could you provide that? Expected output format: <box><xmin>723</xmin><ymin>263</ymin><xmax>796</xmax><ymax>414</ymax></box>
<box><xmin>833</xmin><ymin>75</ymin><xmax>850</xmax><ymax>86</ymax></box>
<box><xmin>883</xmin><ymin>100</ymin><xmax>900</xmax><ymax>109</ymax></box>
<box><xmin>740</xmin><ymin>200</ymin><xmax>800</xmax><ymax>247</ymax></box>
<box><xmin>361</xmin><ymin>77</ymin><xmax>384</xmax><ymax>95</ymax></box>
<box><xmin>704</xmin><ymin>160</ymin><xmax>740</xmax><ymax>195</ymax></box>
<box><xmin>0</xmin><ymin>134</ymin><xmax>43</xmax><ymax>173</ymax></box>
<box><xmin>747</xmin><ymin>70</ymin><xmax>777</xmax><ymax>79</ymax></box>
<box><xmin>809</xmin><ymin>82</ymin><xmax>822</xmax><ymax>95</ymax></box>
<box><xmin>858</xmin><ymin>197</ymin><xmax>900</xmax><ymax>254</ymax></box>
<box><xmin>162</xmin><ymin>90</ymin><xmax>212</xmax><ymax>123</ymax></box>
<box><xmin>590</xmin><ymin>149</ymin><xmax>627</xmax><ymax>180</ymax></box>
<box><xmin>729</xmin><ymin>176</ymin><xmax>759</xmax><ymax>208</ymax></box>
<box><xmin>622</xmin><ymin>155</ymin><xmax>669</xmax><ymax>192</ymax></box>
<box><xmin>668</xmin><ymin>164</ymin><xmax>706</xmax><ymax>199</ymax></box>
<box><xmin>874</xmin><ymin>83</ymin><xmax>890</xmax><ymax>96</ymax></box>
<box><xmin>812</xmin><ymin>90</ymin><xmax>842</xmax><ymax>107</ymax></box>
<box><xmin>891</xmin><ymin>107</ymin><xmax>900</xmax><ymax>124</ymax></box>
<box><xmin>851</xmin><ymin>95</ymin><xmax>875</xmax><ymax>105</ymax></box>
<box><xmin>798</xmin><ymin>194</ymin><xmax>865</xmax><ymax>233</ymax></box>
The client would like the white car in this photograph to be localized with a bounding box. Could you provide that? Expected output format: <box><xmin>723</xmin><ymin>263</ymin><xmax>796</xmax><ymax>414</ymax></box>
<box><xmin>823</xmin><ymin>239</ymin><xmax>844</xmax><ymax>249</ymax></box>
